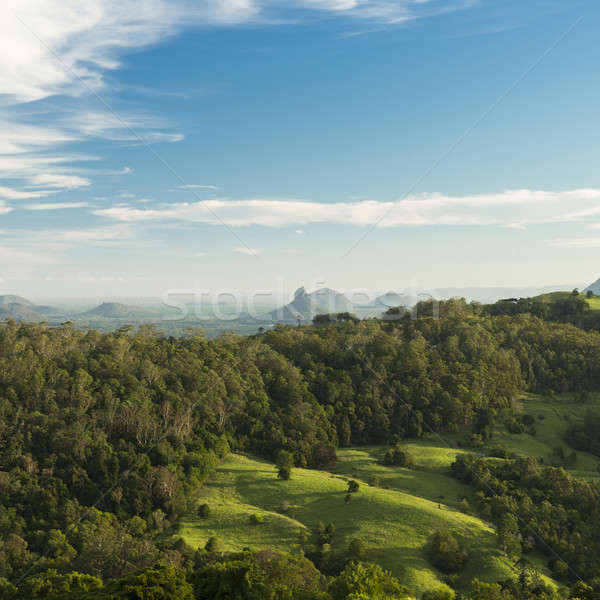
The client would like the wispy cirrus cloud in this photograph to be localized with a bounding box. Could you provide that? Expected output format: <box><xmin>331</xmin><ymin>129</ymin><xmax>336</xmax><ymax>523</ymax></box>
<box><xmin>24</xmin><ymin>201</ymin><xmax>90</xmax><ymax>210</ymax></box>
<box><xmin>0</xmin><ymin>186</ymin><xmax>53</xmax><ymax>200</ymax></box>
<box><xmin>234</xmin><ymin>246</ymin><xmax>261</xmax><ymax>256</ymax></box>
<box><xmin>93</xmin><ymin>189</ymin><xmax>600</xmax><ymax>229</ymax></box>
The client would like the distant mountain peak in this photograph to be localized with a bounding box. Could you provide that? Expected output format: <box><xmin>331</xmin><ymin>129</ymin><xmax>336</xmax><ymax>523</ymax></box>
<box><xmin>584</xmin><ymin>279</ymin><xmax>600</xmax><ymax>294</ymax></box>
<box><xmin>0</xmin><ymin>294</ymin><xmax>33</xmax><ymax>306</ymax></box>
<box><xmin>269</xmin><ymin>287</ymin><xmax>352</xmax><ymax>322</ymax></box>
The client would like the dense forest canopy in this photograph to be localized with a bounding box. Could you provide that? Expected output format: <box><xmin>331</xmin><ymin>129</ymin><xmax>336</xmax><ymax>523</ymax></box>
<box><xmin>3</xmin><ymin>301</ymin><xmax>600</xmax><ymax>596</ymax></box>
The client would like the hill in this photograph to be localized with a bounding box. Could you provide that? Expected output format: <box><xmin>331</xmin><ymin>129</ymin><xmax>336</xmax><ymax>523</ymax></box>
<box><xmin>584</xmin><ymin>278</ymin><xmax>600</xmax><ymax>295</ymax></box>
<box><xmin>268</xmin><ymin>287</ymin><xmax>353</xmax><ymax>322</ymax></box>
<box><xmin>0</xmin><ymin>303</ymin><xmax>45</xmax><ymax>320</ymax></box>
<box><xmin>532</xmin><ymin>290</ymin><xmax>600</xmax><ymax>312</ymax></box>
<box><xmin>83</xmin><ymin>301</ymin><xmax>160</xmax><ymax>318</ymax></box>
<box><xmin>0</xmin><ymin>294</ymin><xmax>33</xmax><ymax>306</ymax></box>
<box><xmin>179</xmin><ymin>453</ymin><xmax>517</xmax><ymax>594</ymax></box>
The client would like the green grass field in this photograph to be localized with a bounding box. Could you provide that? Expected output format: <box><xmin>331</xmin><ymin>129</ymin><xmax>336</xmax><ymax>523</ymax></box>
<box><xmin>177</xmin><ymin>394</ymin><xmax>599</xmax><ymax>594</ymax></box>
<box><xmin>179</xmin><ymin>453</ymin><xmax>517</xmax><ymax>594</ymax></box>
<box><xmin>533</xmin><ymin>290</ymin><xmax>600</xmax><ymax>311</ymax></box>
<box><xmin>334</xmin><ymin>446</ymin><xmax>474</xmax><ymax>511</ymax></box>
<box><xmin>483</xmin><ymin>394</ymin><xmax>600</xmax><ymax>480</ymax></box>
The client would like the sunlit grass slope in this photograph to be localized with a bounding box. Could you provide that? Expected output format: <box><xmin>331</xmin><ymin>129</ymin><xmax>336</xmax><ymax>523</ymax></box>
<box><xmin>179</xmin><ymin>453</ymin><xmax>515</xmax><ymax>594</ymax></box>
<box><xmin>485</xmin><ymin>394</ymin><xmax>600</xmax><ymax>479</ymax></box>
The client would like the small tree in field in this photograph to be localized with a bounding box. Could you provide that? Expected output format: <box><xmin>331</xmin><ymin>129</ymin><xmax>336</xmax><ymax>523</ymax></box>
<box><xmin>276</xmin><ymin>450</ymin><xmax>294</xmax><ymax>480</ymax></box>
<box><xmin>197</xmin><ymin>503</ymin><xmax>210</xmax><ymax>519</ymax></box>
<box><xmin>205</xmin><ymin>536</ymin><xmax>221</xmax><ymax>553</ymax></box>
<box><xmin>348</xmin><ymin>480</ymin><xmax>360</xmax><ymax>494</ymax></box>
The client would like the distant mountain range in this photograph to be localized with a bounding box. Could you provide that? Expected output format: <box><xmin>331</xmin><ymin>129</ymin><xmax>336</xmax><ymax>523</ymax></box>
<box><xmin>0</xmin><ymin>283</ymin><xmax>589</xmax><ymax>330</ymax></box>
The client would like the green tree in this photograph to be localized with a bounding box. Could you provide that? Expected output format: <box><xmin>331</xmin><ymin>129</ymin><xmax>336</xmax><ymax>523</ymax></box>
<box><xmin>329</xmin><ymin>562</ymin><xmax>412</xmax><ymax>600</ymax></box>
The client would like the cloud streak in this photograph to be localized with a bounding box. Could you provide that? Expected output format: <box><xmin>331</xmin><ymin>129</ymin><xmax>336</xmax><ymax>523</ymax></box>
<box><xmin>93</xmin><ymin>189</ymin><xmax>600</xmax><ymax>228</ymax></box>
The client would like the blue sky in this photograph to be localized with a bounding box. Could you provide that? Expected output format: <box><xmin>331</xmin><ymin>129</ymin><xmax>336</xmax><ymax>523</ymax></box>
<box><xmin>0</xmin><ymin>0</ymin><xmax>598</xmax><ymax>299</ymax></box>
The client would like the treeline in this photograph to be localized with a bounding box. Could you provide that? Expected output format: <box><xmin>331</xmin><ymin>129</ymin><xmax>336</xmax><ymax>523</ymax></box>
<box><xmin>451</xmin><ymin>454</ymin><xmax>600</xmax><ymax>582</ymax></box>
<box><xmin>3</xmin><ymin>307</ymin><xmax>600</xmax><ymax>582</ymax></box>
<box><xmin>0</xmin><ymin>549</ymin><xmax>585</xmax><ymax>600</ymax></box>
<box><xmin>482</xmin><ymin>290</ymin><xmax>600</xmax><ymax>330</ymax></box>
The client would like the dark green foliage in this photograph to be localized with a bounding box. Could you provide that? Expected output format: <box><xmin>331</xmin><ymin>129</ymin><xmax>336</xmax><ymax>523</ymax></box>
<box><xmin>99</xmin><ymin>565</ymin><xmax>193</xmax><ymax>600</ymax></box>
<box><xmin>347</xmin><ymin>480</ymin><xmax>360</xmax><ymax>493</ymax></box>
<box><xmin>422</xmin><ymin>585</ymin><xmax>456</xmax><ymax>600</ymax></box>
<box><xmin>426</xmin><ymin>531</ymin><xmax>467</xmax><ymax>574</ymax></box>
<box><xmin>205</xmin><ymin>537</ymin><xmax>221</xmax><ymax>553</ymax></box>
<box><xmin>566</xmin><ymin>411</ymin><xmax>600</xmax><ymax>456</ymax></box>
<box><xmin>197</xmin><ymin>503</ymin><xmax>210</xmax><ymax>519</ymax></box>
<box><xmin>382</xmin><ymin>444</ymin><xmax>415</xmax><ymax>468</ymax></box>
<box><xmin>452</xmin><ymin>454</ymin><xmax>600</xmax><ymax>581</ymax></box>
<box><xmin>276</xmin><ymin>450</ymin><xmax>294</xmax><ymax>480</ymax></box>
<box><xmin>4</xmin><ymin>308</ymin><xmax>600</xmax><ymax>584</ymax></box>
<box><xmin>328</xmin><ymin>561</ymin><xmax>413</xmax><ymax>600</ymax></box>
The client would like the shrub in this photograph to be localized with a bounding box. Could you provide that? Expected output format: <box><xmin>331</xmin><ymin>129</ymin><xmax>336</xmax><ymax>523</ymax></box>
<box><xmin>382</xmin><ymin>444</ymin><xmax>415</xmax><ymax>468</ymax></box>
<box><xmin>422</xmin><ymin>584</ymin><xmax>456</xmax><ymax>600</ymax></box>
<box><xmin>347</xmin><ymin>480</ymin><xmax>360</xmax><ymax>493</ymax></box>
<box><xmin>426</xmin><ymin>531</ymin><xmax>467</xmax><ymax>574</ymax></box>
<box><xmin>197</xmin><ymin>503</ymin><xmax>211</xmax><ymax>519</ymax></box>
<box><xmin>205</xmin><ymin>536</ymin><xmax>221</xmax><ymax>553</ymax></box>
<box><xmin>249</xmin><ymin>514</ymin><xmax>263</xmax><ymax>525</ymax></box>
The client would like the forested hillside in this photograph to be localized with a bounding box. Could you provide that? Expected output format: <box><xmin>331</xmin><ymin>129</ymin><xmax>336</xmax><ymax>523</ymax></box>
<box><xmin>3</xmin><ymin>302</ymin><xmax>600</xmax><ymax>596</ymax></box>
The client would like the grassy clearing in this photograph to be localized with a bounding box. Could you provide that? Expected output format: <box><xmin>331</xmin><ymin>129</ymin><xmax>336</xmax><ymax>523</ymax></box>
<box><xmin>180</xmin><ymin>453</ymin><xmax>515</xmax><ymax>594</ymax></box>
<box><xmin>485</xmin><ymin>394</ymin><xmax>600</xmax><ymax>480</ymax></box>
<box><xmin>533</xmin><ymin>290</ymin><xmax>600</xmax><ymax>311</ymax></box>
<box><xmin>334</xmin><ymin>446</ymin><xmax>473</xmax><ymax>510</ymax></box>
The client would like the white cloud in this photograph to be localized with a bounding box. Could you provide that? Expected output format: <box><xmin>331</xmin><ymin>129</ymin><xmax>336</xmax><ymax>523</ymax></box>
<box><xmin>30</xmin><ymin>173</ymin><xmax>90</xmax><ymax>189</ymax></box>
<box><xmin>0</xmin><ymin>201</ymin><xmax>12</xmax><ymax>215</ymax></box>
<box><xmin>93</xmin><ymin>189</ymin><xmax>600</xmax><ymax>228</ymax></box>
<box><xmin>178</xmin><ymin>184</ymin><xmax>219</xmax><ymax>190</ymax></box>
<box><xmin>0</xmin><ymin>186</ymin><xmax>53</xmax><ymax>200</ymax></box>
<box><xmin>234</xmin><ymin>246</ymin><xmax>261</xmax><ymax>256</ymax></box>
<box><xmin>24</xmin><ymin>201</ymin><xmax>89</xmax><ymax>210</ymax></box>
<box><xmin>551</xmin><ymin>238</ymin><xmax>600</xmax><ymax>249</ymax></box>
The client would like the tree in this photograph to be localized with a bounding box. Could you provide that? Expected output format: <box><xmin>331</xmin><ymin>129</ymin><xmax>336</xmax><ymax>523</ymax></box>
<box><xmin>347</xmin><ymin>538</ymin><xmax>365</xmax><ymax>560</ymax></box>
<box><xmin>329</xmin><ymin>562</ymin><xmax>412</xmax><ymax>600</ymax></box>
<box><xmin>498</xmin><ymin>513</ymin><xmax>521</xmax><ymax>558</ymax></box>
<box><xmin>198</xmin><ymin>504</ymin><xmax>211</xmax><ymax>519</ymax></box>
<box><xmin>422</xmin><ymin>585</ymin><xmax>456</xmax><ymax>600</ymax></box>
<box><xmin>101</xmin><ymin>566</ymin><xmax>193</xmax><ymax>600</ymax></box>
<box><xmin>205</xmin><ymin>537</ymin><xmax>221</xmax><ymax>553</ymax></box>
<box><xmin>382</xmin><ymin>445</ymin><xmax>414</xmax><ymax>468</ymax></box>
<box><xmin>348</xmin><ymin>480</ymin><xmax>360</xmax><ymax>494</ymax></box>
<box><xmin>17</xmin><ymin>569</ymin><xmax>103</xmax><ymax>599</ymax></box>
<box><xmin>426</xmin><ymin>531</ymin><xmax>467</xmax><ymax>574</ymax></box>
<box><xmin>276</xmin><ymin>450</ymin><xmax>294</xmax><ymax>480</ymax></box>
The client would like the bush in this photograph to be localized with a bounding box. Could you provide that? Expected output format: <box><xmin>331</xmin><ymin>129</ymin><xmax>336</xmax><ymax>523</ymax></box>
<box><xmin>382</xmin><ymin>444</ymin><xmax>415</xmax><ymax>468</ymax></box>
<box><xmin>197</xmin><ymin>503</ymin><xmax>211</xmax><ymax>519</ymax></box>
<box><xmin>347</xmin><ymin>480</ymin><xmax>360</xmax><ymax>493</ymax></box>
<box><xmin>488</xmin><ymin>447</ymin><xmax>509</xmax><ymax>459</ymax></box>
<box><xmin>347</xmin><ymin>538</ymin><xmax>365</xmax><ymax>560</ymax></box>
<box><xmin>205</xmin><ymin>536</ymin><xmax>221</xmax><ymax>553</ymax></box>
<box><xmin>248</xmin><ymin>514</ymin><xmax>263</xmax><ymax>525</ymax></box>
<box><xmin>426</xmin><ymin>531</ymin><xmax>467</xmax><ymax>574</ymax></box>
<box><xmin>422</xmin><ymin>584</ymin><xmax>456</xmax><ymax>600</ymax></box>
<box><xmin>278</xmin><ymin>467</ymin><xmax>291</xmax><ymax>480</ymax></box>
